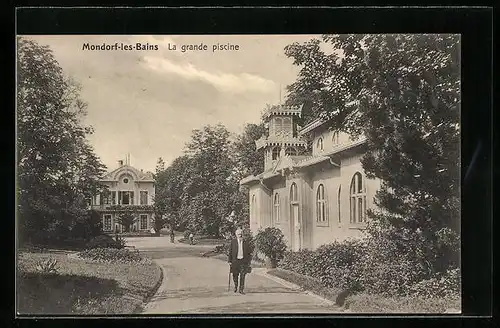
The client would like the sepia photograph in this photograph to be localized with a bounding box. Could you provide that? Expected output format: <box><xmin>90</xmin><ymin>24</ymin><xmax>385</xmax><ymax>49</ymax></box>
<box><xmin>16</xmin><ymin>33</ymin><xmax>461</xmax><ymax>315</ymax></box>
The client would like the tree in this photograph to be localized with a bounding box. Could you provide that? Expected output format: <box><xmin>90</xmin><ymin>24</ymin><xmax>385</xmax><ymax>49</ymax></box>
<box><xmin>152</xmin><ymin>157</ymin><xmax>168</xmax><ymax>235</ymax></box>
<box><xmin>154</xmin><ymin>155</ymin><xmax>194</xmax><ymax>233</ymax></box>
<box><xmin>285</xmin><ymin>34</ymin><xmax>460</xmax><ymax>274</ymax></box>
<box><xmin>180</xmin><ymin>124</ymin><xmax>243</xmax><ymax>238</ymax></box>
<box><xmin>232</xmin><ymin>123</ymin><xmax>267</xmax><ymax>178</ymax></box>
<box><xmin>17</xmin><ymin>37</ymin><xmax>107</xmax><ymax>246</ymax></box>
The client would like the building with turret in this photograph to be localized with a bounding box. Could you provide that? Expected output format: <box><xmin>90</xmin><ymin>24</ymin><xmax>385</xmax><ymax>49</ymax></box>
<box><xmin>240</xmin><ymin>104</ymin><xmax>382</xmax><ymax>250</ymax></box>
<box><xmin>91</xmin><ymin>159</ymin><xmax>155</xmax><ymax>233</ymax></box>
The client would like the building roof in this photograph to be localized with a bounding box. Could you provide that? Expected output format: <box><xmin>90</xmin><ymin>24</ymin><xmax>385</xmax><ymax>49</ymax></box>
<box><xmin>240</xmin><ymin>136</ymin><xmax>367</xmax><ymax>186</ymax></box>
<box><xmin>255</xmin><ymin>135</ymin><xmax>308</xmax><ymax>150</ymax></box>
<box><xmin>262</xmin><ymin>104</ymin><xmax>303</xmax><ymax>120</ymax></box>
<box><xmin>101</xmin><ymin>164</ymin><xmax>154</xmax><ymax>182</ymax></box>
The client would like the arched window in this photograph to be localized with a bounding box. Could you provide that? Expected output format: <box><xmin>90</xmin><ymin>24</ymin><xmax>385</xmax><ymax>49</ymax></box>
<box><xmin>350</xmin><ymin>172</ymin><xmax>367</xmax><ymax>223</ymax></box>
<box><xmin>272</xmin><ymin>146</ymin><xmax>281</xmax><ymax>160</ymax></box>
<box><xmin>316</xmin><ymin>184</ymin><xmax>327</xmax><ymax>223</ymax></box>
<box><xmin>332</xmin><ymin>131</ymin><xmax>340</xmax><ymax>146</ymax></box>
<box><xmin>317</xmin><ymin>137</ymin><xmax>324</xmax><ymax>152</ymax></box>
<box><xmin>290</xmin><ymin>183</ymin><xmax>298</xmax><ymax>203</ymax></box>
<box><xmin>338</xmin><ymin>185</ymin><xmax>341</xmax><ymax>223</ymax></box>
<box><xmin>273</xmin><ymin>193</ymin><xmax>280</xmax><ymax>223</ymax></box>
<box><xmin>285</xmin><ymin>147</ymin><xmax>297</xmax><ymax>156</ymax></box>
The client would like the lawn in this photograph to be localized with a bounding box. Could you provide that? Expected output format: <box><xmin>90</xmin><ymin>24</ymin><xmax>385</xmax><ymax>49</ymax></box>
<box><xmin>17</xmin><ymin>250</ymin><xmax>162</xmax><ymax>315</ymax></box>
<box><xmin>343</xmin><ymin>293</ymin><xmax>461</xmax><ymax>314</ymax></box>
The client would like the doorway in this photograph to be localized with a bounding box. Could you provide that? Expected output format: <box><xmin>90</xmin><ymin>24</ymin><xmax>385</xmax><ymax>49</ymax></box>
<box><xmin>290</xmin><ymin>204</ymin><xmax>301</xmax><ymax>251</ymax></box>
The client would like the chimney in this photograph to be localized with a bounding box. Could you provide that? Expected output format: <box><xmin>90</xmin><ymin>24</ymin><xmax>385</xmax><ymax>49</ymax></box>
<box><xmin>118</xmin><ymin>160</ymin><xmax>124</xmax><ymax>166</ymax></box>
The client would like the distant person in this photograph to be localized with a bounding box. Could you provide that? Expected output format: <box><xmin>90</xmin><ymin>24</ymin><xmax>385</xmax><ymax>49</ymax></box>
<box><xmin>228</xmin><ymin>227</ymin><xmax>251</xmax><ymax>294</ymax></box>
<box><xmin>170</xmin><ymin>229</ymin><xmax>175</xmax><ymax>243</ymax></box>
<box><xmin>189</xmin><ymin>232</ymin><xmax>194</xmax><ymax>245</ymax></box>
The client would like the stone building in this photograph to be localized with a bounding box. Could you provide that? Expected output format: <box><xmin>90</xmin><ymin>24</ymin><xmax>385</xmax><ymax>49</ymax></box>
<box><xmin>240</xmin><ymin>105</ymin><xmax>382</xmax><ymax>250</ymax></box>
<box><xmin>91</xmin><ymin>160</ymin><xmax>155</xmax><ymax>233</ymax></box>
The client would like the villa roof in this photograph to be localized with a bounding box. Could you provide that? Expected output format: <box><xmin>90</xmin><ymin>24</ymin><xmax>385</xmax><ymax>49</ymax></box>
<box><xmin>101</xmin><ymin>164</ymin><xmax>154</xmax><ymax>182</ymax></box>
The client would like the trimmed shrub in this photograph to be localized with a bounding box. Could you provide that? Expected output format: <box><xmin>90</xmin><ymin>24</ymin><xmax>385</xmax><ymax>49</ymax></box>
<box><xmin>279</xmin><ymin>239</ymin><xmax>366</xmax><ymax>291</ymax></box>
<box><xmin>254</xmin><ymin>227</ymin><xmax>287</xmax><ymax>266</ymax></box>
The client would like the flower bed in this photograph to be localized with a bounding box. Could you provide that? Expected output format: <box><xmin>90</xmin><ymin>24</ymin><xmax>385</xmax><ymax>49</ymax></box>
<box><xmin>77</xmin><ymin>248</ymin><xmax>151</xmax><ymax>264</ymax></box>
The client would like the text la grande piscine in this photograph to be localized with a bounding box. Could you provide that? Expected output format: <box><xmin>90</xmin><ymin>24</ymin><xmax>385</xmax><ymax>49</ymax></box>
<box><xmin>169</xmin><ymin>43</ymin><xmax>239</xmax><ymax>52</ymax></box>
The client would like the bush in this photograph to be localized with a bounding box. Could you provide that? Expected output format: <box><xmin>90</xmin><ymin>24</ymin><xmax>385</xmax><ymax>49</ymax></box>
<box><xmin>35</xmin><ymin>258</ymin><xmax>59</xmax><ymax>274</ymax></box>
<box><xmin>86</xmin><ymin>235</ymin><xmax>125</xmax><ymax>249</ymax></box>
<box><xmin>254</xmin><ymin>227</ymin><xmax>287</xmax><ymax>267</ymax></box>
<box><xmin>77</xmin><ymin>248</ymin><xmax>147</xmax><ymax>264</ymax></box>
<box><xmin>407</xmin><ymin>268</ymin><xmax>461</xmax><ymax>298</ymax></box>
<box><xmin>279</xmin><ymin>239</ymin><xmax>366</xmax><ymax>291</ymax></box>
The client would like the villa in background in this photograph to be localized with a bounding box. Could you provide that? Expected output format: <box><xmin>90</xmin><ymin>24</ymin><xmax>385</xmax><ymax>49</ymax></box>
<box><xmin>240</xmin><ymin>104</ymin><xmax>382</xmax><ymax>251</ymax></box>
<box><xmin>90</xmin><ymin>160</ymin><xmax>155</xmax><ymax>233</ymax></box>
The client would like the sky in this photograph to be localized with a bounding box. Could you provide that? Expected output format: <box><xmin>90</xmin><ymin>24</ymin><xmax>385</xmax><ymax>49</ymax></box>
<box><xmin>25</xmin><ymin>35</ymin><xmax>321</xmax><ymax>173</ymax></box>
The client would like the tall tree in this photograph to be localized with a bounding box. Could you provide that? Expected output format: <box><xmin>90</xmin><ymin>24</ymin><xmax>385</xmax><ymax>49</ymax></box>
<box><xmin>179</xmin><ymin>124</ymin><xmax>243</xmax><ymax>238</ymax></box>
<box><xmin>17</xmin><ymin>37</ymin><xmax>107</xmax><ymax>245</ymax></box>
<box><xmin>232</xmin><ymin>123</ymin><xmax>267</xmax><ymax>178</ymax></box>
<box><xmin>285</xmin><ymin>34</ymin><xmax>460</xmax><ymax>274</ymax></box>
<box><xmin>152</xmin><ymin>157</ymin><xmax>168</xmax><ymax>235</ymax></box>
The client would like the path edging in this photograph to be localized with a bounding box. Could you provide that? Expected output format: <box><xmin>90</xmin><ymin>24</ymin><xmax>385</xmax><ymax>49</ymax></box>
<box><xmin>253</xmin><ymin>268</ymin><xmax>337</xmax><ymax>307</ymax></box>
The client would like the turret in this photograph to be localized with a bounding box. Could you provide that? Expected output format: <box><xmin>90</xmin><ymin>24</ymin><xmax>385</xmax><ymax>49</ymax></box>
<box><xmin>255</xmin><ymin>104</ymin><xmax>308</xmax><ymax>171</ymax></box>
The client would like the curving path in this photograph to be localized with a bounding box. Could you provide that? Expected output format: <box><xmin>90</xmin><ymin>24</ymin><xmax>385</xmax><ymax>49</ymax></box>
<box><xmin>125</xmin><ymin>236</ymin><xmax>342</xmax><ymax>314</ymax></box>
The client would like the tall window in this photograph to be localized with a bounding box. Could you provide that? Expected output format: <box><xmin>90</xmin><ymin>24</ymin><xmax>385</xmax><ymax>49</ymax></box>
<box><xmin>101</xmin><ymin>192</ymin><xmax>110</xmax><ymax>205</ymax></box>
<box><xmin>338</xmin><ymin>185</ymin><xmax>342</xmax><ymax>223</ymax></box>
<box><xmin>350</xmin><ymin>173</ymin><xmax>367</xmax><ymax>223</ymax></box>
<box><xmin>316</xmin><ymin>184</ymin><xmax>327</xmax><ymax>223</ymax></box>
<box><xmin>332</xmin><ymin>131</ymin><xmax>340</xmax><ymax>146</ymax></box>
<box><xmin>119</xmin><ymin>191</ymin><xmax>134</xmax><ymax>205</ymax></box>
<box><xmin>317</xmin><ymin>138</ymin><xmax>324</xmax><ymax>152</ymax></box>
<box><xmin>272</xmin><ymin>146</ymin><xmax>281</xmax><ymax>160</ymax></box>
<box><xmin>140</xmin><ymin>191</ymin><xmax>148</xmax><ymax>205</ymax></box>
<box><xmin>273</xmin><ymin>193</ymin><xmax>280</xmax><ymax>223</ymax></box>
<box><xmin>290</xmin><ymin>183</ymin><xmax>298</xmax><ymax>203</ymax></box>
<box><xmin>251</xmin><ymin>194</ymin><xmax>256</xmax><ymax>222</ymax></box>
<box><xmin>140</xmin><ymin>214</ymin><xmax>148</xmax><ymax>230</ymax></box>
<box><xmin>275</xmin><ymin>117</ymin><xmax>283</xmax><ymax>134</ymax></box>
<box><xmin>111</xmin><ymin>191</ymin><xmax>117</xmax><ymax>205</ymax></box>
<box><xmin>103</xmin><ymin>214</ymin><xmax>112</xmax><ymax>231</ymax></box>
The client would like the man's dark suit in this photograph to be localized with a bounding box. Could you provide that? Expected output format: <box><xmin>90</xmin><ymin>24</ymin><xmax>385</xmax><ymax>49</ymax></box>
<box><xmin>228</xmin><ymin>238</ymin><xmax>251</xmax><ymax>293</ymax></box>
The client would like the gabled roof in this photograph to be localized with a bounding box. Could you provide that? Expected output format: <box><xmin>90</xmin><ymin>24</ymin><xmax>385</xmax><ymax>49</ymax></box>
<box><xmin>101</xmin><ymin>164</ymin><xmax>154</xmax><ymax>182</ymax></box>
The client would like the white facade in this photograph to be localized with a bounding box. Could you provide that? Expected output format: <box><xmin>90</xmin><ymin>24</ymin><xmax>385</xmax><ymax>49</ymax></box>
<box><xmin>241</xmin><ymin>108</ymin><xmax>382</xmax><ymax>250</ymax></box>
<box><xmin>92</xmin><ymin>162</ymin><xmax>155</xmax><ymax>233</ymax></box>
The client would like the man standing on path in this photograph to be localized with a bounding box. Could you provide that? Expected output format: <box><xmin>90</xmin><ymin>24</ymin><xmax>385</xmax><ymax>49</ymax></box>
<box><xmin>228</xmin><ymin>227</ymin><xmax>251</xmax><ymax>294</ymax></box>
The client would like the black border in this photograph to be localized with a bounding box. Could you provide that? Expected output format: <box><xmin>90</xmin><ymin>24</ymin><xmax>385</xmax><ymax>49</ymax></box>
<box><xmin>10</xmin><ymin>5</ymin><xmax>494</xmax><ymax>326</ymax></box>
